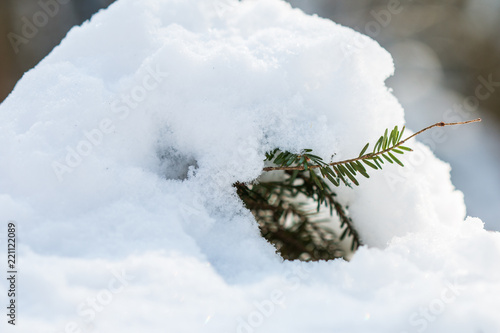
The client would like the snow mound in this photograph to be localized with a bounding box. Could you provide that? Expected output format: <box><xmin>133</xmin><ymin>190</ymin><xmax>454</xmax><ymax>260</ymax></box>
<box><xmin>0</xmin><ymin>0</ymin><xmax>499</xmax><ymax>332</ymax></box>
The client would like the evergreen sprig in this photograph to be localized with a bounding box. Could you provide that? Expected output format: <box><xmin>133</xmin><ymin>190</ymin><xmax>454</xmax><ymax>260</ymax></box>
<box><xmin>236</xmin><ymin>118</ymin><xmax>480</xmax><ymax>261</ymax></box>
<box><xmin>263</xmin><ymin>119</ymin><xmax>481</xmax><ymax>187</ymax></box>
<box><xmin>235</xmin><ymin>168</ymin><xmax>360</xmax><ymax>260</ymax></box>
<box><xmin>263</xmin><ymin>125</ymin><xmax>409</xmax><ymax>187</ymax></box>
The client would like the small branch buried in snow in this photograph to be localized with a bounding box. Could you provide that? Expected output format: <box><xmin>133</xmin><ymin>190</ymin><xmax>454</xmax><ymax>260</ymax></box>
<box><xmin>262</xmin><ymin>119</ymin><xmax>481</xmax><ymax>173</ymax></box>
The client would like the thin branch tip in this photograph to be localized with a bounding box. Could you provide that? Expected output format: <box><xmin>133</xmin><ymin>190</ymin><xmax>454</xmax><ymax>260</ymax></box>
<box><xmin>443</xmin><ymin>118</ymin><xmax>481</xmax><ymax>126</ymax></box>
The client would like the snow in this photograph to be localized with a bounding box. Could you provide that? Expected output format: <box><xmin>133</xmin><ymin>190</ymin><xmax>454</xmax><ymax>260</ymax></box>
<box><xmin>386</xmin><ymin>39</ymin><xmax>500</xmax><ymax>229</ymax></box>
<box><xmin>0</xmin><ymin>0</ymin><xmax>499</xmax><ymax>332</ymax></box>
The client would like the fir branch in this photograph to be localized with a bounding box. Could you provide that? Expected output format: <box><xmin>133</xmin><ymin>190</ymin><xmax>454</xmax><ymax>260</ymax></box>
<box><xmin>236</xmin><ymin>118</ymin><xmax>480</xmax><ymax>261</ymax></box>
<box><xmin>262</xmin><ymin>119</ymin><xmax>481</xmax><ymax>173</ymax></box>
<box><xmin>292</xmin><ymin>171</ymin><xmax>361</xmax><ymax>251</ymax></box>
<box><xmin>330</xmin><ymin>195</ymin><xmax>360</xmax><ymax>251</ymax></box>
<box><xmin>235</xmin><ymin>168</ymin><xmax>361</xmax><ymax>260</ymax></box>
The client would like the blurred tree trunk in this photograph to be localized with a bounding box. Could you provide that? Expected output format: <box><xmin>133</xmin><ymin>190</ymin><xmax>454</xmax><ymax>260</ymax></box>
<box><xmin>0</xmin><ymin>0</ymin><xmax>22</xmax><ymax>102</ymax></box>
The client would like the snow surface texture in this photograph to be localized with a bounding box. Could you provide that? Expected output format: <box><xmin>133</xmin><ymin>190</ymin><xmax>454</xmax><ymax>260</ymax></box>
<box><xmin>0</xmin><ymin>0</ymin><xmax>499</xmax><ymax>332</ymax></box>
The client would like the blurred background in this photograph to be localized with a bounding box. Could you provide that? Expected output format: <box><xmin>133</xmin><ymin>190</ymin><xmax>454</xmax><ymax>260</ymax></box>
<box><xmin>0</xmin><ymin>0</ymin><xmax>499</xmax><ymax>229</ymax></box>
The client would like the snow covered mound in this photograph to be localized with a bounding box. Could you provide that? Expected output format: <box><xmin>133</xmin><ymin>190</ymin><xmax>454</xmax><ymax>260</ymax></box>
<box><xmin>0</xmin><ymin>0</ymin><xmax>499</xmax><ymax>332</ymax></box>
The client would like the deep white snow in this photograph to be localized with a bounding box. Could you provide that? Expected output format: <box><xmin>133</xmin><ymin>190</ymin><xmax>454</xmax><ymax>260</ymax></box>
<box><xmin>1</xmin><ymin>0</ymin><xmax>499</xmax><ymax>332</ymax></box>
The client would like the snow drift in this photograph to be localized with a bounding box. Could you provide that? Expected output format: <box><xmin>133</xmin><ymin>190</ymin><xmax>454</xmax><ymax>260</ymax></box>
<box><xmin>0</xmin><ymin>0</ymin><xmax>499</xmax><ymax>332</ymax></box>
